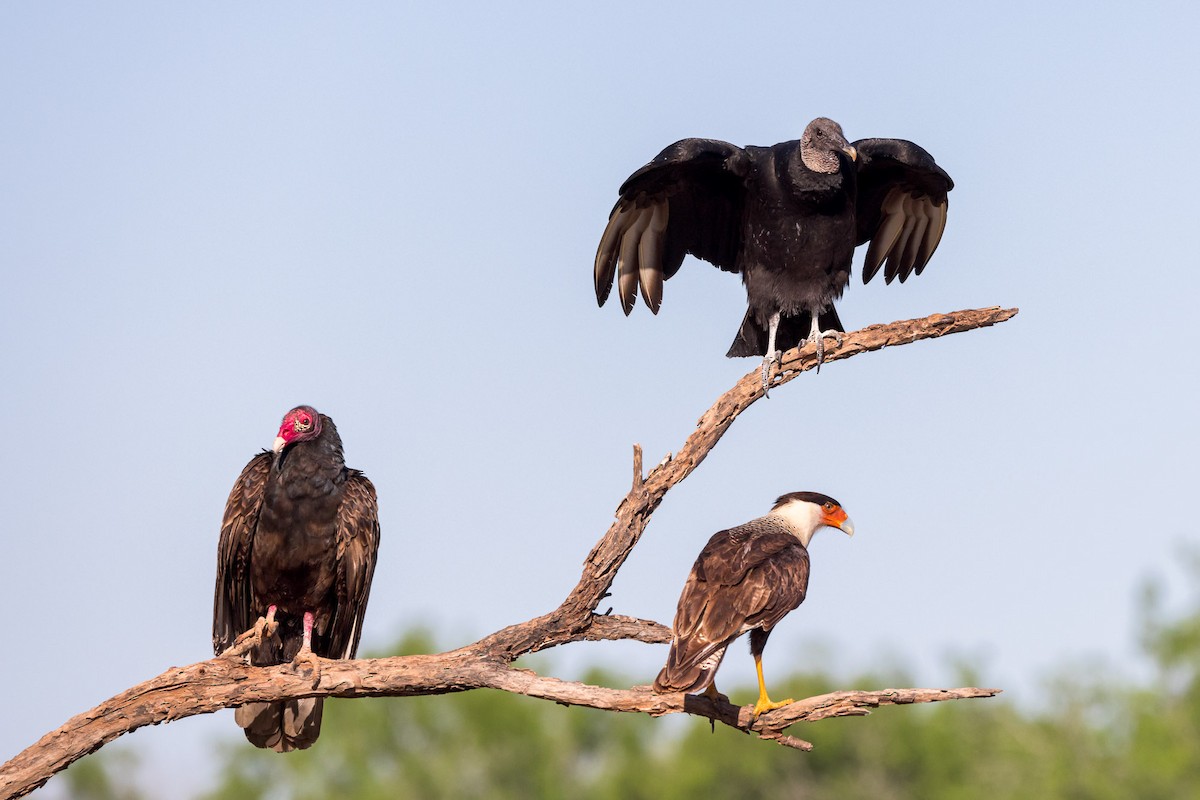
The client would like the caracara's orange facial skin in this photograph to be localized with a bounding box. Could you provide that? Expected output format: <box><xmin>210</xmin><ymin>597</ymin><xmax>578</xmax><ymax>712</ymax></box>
<box><xmin>819</xmin><ymin>503</ymin><xmax>854</xmax><ymax>536</ymax></box>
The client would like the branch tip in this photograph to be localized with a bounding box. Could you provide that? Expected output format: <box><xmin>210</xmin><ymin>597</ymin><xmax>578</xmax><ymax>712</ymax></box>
<box><xmin>631</xmin><ymin>444</ymin><xmax>643</xmax><ymax>491</ymax></box>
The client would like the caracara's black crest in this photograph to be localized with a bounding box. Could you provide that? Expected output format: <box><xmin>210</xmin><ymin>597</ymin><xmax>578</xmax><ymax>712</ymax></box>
<box><xmin>595</xmin><ymin>117</ymin><xmax>953</xmax><ymax>358</ymax></box>
<box><xmin>774</xmin><ymin>491</ymin><xmax>840</xmax><ymax>510</ymax></box>
<box><xmin>213</xmin><ymin>406</ymin><xmax>380</xmax><ymax>752</ymax></box>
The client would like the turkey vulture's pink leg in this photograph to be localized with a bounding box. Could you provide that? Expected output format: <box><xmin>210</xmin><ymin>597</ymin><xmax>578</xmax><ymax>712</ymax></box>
<box><xmin>301</xmin><ymin>611</ymin><xmax>314</xmax><ymax>652</ymax></box>
<box><xmin>292</xmin><ymin>611</ymin><xmax>321</xmax><ymax>685</ymax></box>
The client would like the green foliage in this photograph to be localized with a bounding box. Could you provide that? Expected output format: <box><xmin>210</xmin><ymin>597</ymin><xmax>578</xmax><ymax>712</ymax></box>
<box><xmin>57</xmin><ymin>748</ymin><xmax>145</xmax><ymax>800</ymax></box>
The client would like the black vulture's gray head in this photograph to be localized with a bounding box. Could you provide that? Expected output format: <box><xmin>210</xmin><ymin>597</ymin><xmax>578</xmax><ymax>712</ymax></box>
<box><xmin>800</xmin><ymin>117</ymin><xmax>857</xmax><ymax>174</ymax></box>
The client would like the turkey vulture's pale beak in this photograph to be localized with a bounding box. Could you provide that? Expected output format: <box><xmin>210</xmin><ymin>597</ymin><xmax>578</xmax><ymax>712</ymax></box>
<box><xmin>273</xmin><ymin>436</ymin><xmax>287</xmax><ymax>454</ymax></box>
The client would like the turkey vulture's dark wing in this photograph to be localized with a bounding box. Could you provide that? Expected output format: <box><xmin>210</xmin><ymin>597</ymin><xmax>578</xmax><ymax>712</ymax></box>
<box><xmin>213</xmin><ymin>451</ymin><xmax>272</xmax><ymax>654</ymax></box>
<box><xmin>595</xmin><ymin>138</ymin><xmax>753</xmax><ymax>314</ymax></box>
<box><xmin>664</xmin><ymin>528</ymin><xmax>809</xmax><ymax>680</ymax></box>
<box><xmin>853</xmin><ymin>138</ymin><xmax>954</xmax><ymax>285</ymax></box>
<box><xmin>325</xmin><ymin>471</ymin><xmax>380</xmax><ymax>660</ymax></box>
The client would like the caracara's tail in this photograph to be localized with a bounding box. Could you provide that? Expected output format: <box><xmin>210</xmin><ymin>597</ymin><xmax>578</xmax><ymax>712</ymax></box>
<box><xmin>653</xmin><ymin>644</ymin><xmax>729</xmax><ymax>695</ymax></box>
<box><xmin>235</xmin><ymin>698</ymin><xmax>323</xmax><ymax>752</ymax></box>
<box><xmin>725</xmin><ymin>307</ymin><xmax>844</xmax><ymax>358</ymax></box>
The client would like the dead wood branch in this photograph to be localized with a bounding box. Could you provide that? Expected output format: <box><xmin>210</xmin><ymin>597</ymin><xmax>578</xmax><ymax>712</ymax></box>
<box><xmin>0</xmin><ymin>306</ymin><xmax>1016</xmax><ymax>800</ymax></box>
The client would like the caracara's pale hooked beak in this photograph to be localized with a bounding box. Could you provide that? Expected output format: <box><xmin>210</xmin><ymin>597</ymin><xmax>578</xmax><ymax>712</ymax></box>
<box><xmin>272</xmin><ymin>436</ymin><xmax>287</xmax><ymax>454</ymax></box>
<box><xmin>822</xmin><ymin>505</ymin><xmax>855</xmax><ymax>537</ymax></box>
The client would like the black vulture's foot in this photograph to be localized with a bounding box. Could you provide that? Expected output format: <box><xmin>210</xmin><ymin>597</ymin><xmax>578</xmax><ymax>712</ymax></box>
<box><xmin>760</xmin><ymin>351</ymin><xmax>782</xmax><ymax>397</ymax></box>
<box><xmin>808</xmin><ymin>328</ymin><xmax>843</xmax><ymax>373</ymax></box>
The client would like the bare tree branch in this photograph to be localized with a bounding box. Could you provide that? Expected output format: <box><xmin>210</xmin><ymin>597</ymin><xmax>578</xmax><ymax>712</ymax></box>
<box><xmin>0</xmin><ymin>306</ymin><xmax>1017</xmax><ymax>800</ymax></box>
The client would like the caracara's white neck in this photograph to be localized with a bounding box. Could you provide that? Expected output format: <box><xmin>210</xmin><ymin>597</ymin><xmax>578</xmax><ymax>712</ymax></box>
<box><xmin>768</xmin><ymin>501</ymin><xmax>823</xmax><ymax>548</ymax></box>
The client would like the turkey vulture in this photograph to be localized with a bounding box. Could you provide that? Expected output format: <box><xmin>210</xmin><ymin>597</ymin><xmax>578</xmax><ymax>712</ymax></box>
<box><xmin>653</xmin><ymin>492</ymin><xmax>853</xmax><ymax>716</ymax></box>
<box><xmin>213</xmin><ymin>405</ymin><xmax>380</xmax><ymax>752</ymax></box>
<box><xmin>594</xmin><ymin>117</ymin><xmax>953</xmax><ymax>387</ymax></box>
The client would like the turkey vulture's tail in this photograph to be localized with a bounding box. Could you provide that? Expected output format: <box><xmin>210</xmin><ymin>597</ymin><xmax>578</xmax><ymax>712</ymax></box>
<box><xmin>725</xmin><ymin>307</ymin><xmax>844</xmax><ymax>358</ymax></box>
<box><xmin>234</xmin><ymin>620</ymin><xmax>324</xmax><ymax>751</ymax></box>
<box><xmin>235</xmin><ymin>699</ymin><xmax>324</xmax><ymax>752</ymax></box>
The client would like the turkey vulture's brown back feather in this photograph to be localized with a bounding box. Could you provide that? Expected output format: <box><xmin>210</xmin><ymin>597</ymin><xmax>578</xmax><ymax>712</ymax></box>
<box><xmin>213</xmin><ymin>412</ymin><xmax>380</xmax><ymax>752</ymax></box>
<box><xmin>213</xmin><ymin>452</ymin><xmax>272</xmax><ymax>655</ymax></box>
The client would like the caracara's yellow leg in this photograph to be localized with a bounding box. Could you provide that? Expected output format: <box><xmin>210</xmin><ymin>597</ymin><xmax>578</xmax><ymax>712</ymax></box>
<box><xmin>752</xmin><ymin>654</ymin><xmax>793</xmax><ymax>717</ymax></box>
<box><xmin>701</xmin><ymin>684</ymin><xmax>729</xmax><ymax>703</ymax></box>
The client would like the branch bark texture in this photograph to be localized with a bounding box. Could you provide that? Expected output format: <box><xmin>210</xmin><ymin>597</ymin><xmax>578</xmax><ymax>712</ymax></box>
<box><xmin>1</xmin><ymin>306</ymin><xmax>1017</xmax><ymax>800</ymax></box>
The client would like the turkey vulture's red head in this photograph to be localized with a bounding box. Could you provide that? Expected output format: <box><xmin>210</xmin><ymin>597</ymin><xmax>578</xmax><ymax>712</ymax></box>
<box><xmin>272</xmin><ymin>405</ymin><xmax>322</xmax><ymax>454</ymax></box>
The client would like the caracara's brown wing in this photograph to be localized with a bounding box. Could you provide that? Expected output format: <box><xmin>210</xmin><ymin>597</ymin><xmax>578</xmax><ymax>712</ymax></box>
<box><xmin>852</xmin><ymin>138</ymin><xmax>953</xmax><ymax>285</ymax></box>
<box><xmin>324</xmin><ymin>470</ymin><xmax>380</xmax><ymax>660</ymax></box>
<box><xmin>595</xmin><ymin>138</ymin><xmax>753</xmax><ymax>315</ymax></box>
<box><xmin>657</xmin><ymin>525</ymin><xmax>809</xmax><ymax>692</ymax></box>
<box><xmin>213</xmin><ymin>451</ymin><xmax>272</xmax><ymax>654</ymax></box>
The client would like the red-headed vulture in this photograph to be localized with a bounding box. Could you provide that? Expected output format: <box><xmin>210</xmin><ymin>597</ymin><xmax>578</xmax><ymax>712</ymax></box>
<box><xmin>213</xmin><ymin>406</ymin><xmax>380</xmax><ymax>751</ymax></box>
<box><xmin>594</xmin><ymin>117</ymin><xmax>953</xmax><ymax>387</ymax></box>
<box><xmin>654</xmin><ymin>492</ymin><xmax>853</xmax><ymax>717</ymax></box>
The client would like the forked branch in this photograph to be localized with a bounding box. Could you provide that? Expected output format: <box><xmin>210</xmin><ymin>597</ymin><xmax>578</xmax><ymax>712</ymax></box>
<box><xmin>0</xmin><ymin>306</ymin><xmax>1017</xmax><ymax>800</ymax></box>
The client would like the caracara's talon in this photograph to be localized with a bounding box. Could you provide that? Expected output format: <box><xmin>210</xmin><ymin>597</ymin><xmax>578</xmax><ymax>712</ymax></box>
<box><xmin>752</xmin><ymin>696</ymin><xmax>794</xmax><ymax>718</ymax></box>
<box><xmin>701</xmin><ymin>684</ymin><xmax>730</xmax><ymax>705</ymax></box>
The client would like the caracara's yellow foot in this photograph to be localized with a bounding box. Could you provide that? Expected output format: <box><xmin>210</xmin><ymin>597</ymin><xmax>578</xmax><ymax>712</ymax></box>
<box><xmin>752</xmin><ymin>695</ymin><xmax>794</xmax><ymax>718</ymax></box>
<box><xmin>701</xmin><ymin>684</ymin><xmax>730</xmax><ymax>704</ymax></box>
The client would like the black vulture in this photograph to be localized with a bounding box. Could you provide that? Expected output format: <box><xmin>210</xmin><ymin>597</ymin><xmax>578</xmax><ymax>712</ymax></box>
<box><xmin>214</xmin><ymin>405</ymin><xmax>380</xmax><ymax>752</ymax></box>
<box><xmin>653</xmin><ymin>492</ymin><xmax>853</xmax><ymax>716</ymax></box>
<box><xmin>594</xmin><ymin>118</ymin><xmax>953</xmax><ymax>388</ymax></box>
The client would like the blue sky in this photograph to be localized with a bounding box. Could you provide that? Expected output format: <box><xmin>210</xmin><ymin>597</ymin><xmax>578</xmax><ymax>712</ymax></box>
<box><xmin>3</xmin><ymin>3</ymin><xmax>1198</xmax><ymax>795</ymax></box>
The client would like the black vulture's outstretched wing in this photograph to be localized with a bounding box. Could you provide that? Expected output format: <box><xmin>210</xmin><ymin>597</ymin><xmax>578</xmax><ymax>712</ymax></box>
<box><xmin>213</xmin><ymin>451</ymin><xmax>272</xmax><ymax>654</ymax></box>
<box><xmin>853</xmin><ymin>138</ymin><xmax>954</xmax><ymax>285</ymax></box>
<box><xmin>325</xmin><ymin>471</ymin><xmax>381</xmax><ymax>660</ymax></box>
<box><xmin>595</xmin><ymin>139</ymin><xmax>753</xmax><ymax>315</ymax></box>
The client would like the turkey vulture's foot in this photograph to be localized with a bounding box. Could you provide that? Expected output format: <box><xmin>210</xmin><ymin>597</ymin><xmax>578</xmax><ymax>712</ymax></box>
<box><xmin>220</xmin><ymin>625</ymin><xmax>263</xmax><ymax>659</ymax></box>
<box><xmin>218</xmin><ymin>605</ymin><xmax>280</xmax><ymax>659</ymax></box>
<box><xmin>290</xmin><ymin>647</ymin><xmax>322</xmax><ymax>687</ymax></box>
<box><xmin>290</xmin><ymin>611</ymin><xmax>322</xmax><ymax>687</ymax></box>
<box><xmin>263</xmin><ymin>604</ymin><xmax>279</xmax><ymax>640</ymax></box>
<box><xmin>806</xmin><ymin>316</ymin><xmax>843</xmax><ymax>373</ymax></box>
